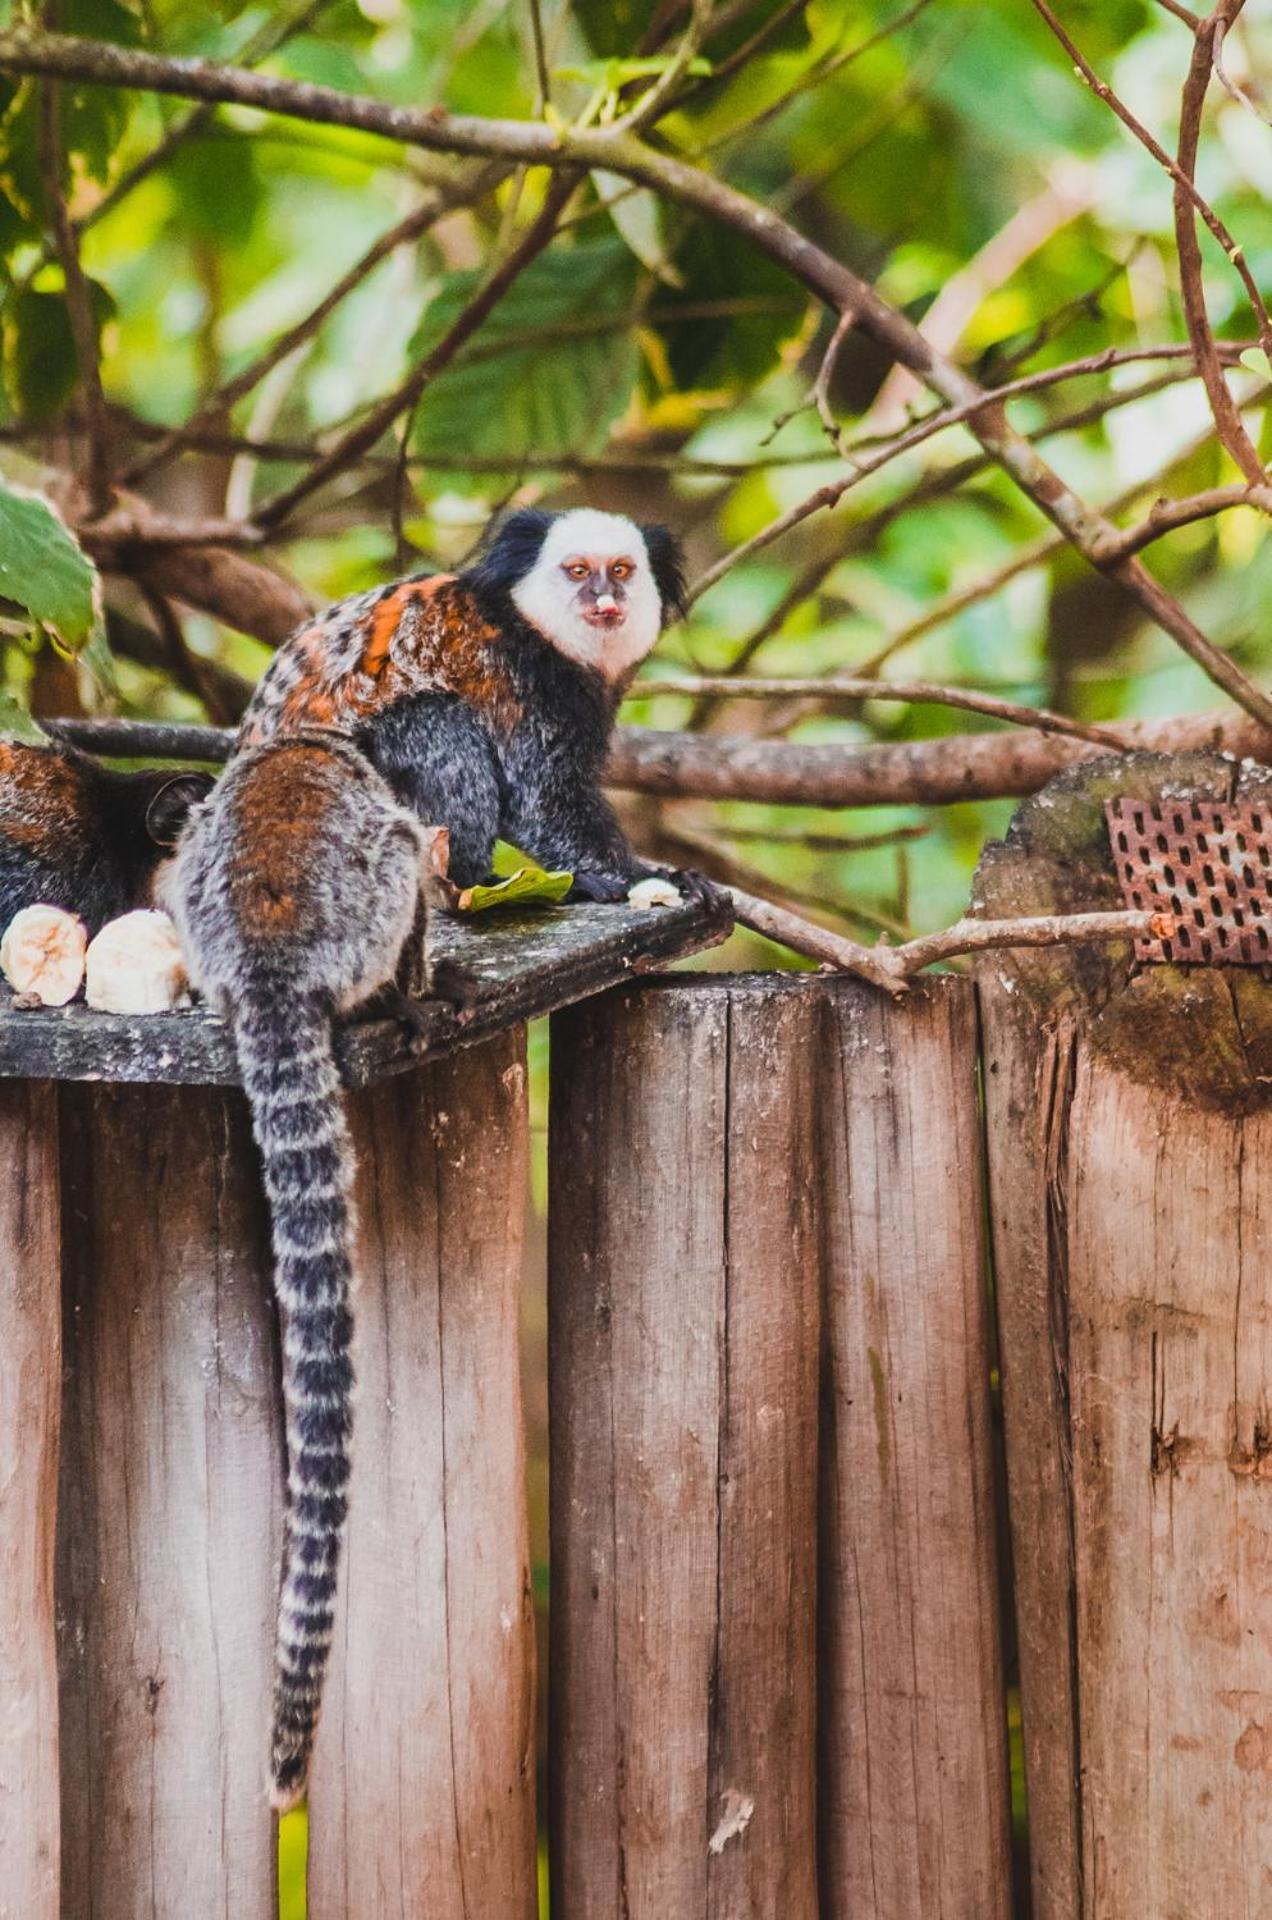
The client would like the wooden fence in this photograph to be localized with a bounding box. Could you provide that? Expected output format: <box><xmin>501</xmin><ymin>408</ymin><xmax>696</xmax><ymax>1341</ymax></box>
<box><xmin>1</xmin><ymin>939</ymin><xmax>1266</xmax><ymax>1915</ymax></box>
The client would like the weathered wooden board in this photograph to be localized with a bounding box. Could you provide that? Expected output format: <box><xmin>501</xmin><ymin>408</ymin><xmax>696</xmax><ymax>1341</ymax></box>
<box><xmin>0</xmin><ymin>899</ymin><xmax>729</xmax><ymax>1088</ymax></box>
<box><xmin>976</xmin><ymin>750</ymin><xmax>1272</xmax><ymax>1919</ymax></box>
<box><xmin>548</xmin><ymin>978</ymin><xmax>820</xmax><ymax>1920</ymax></box>
<box><xmin>0</xmin><ymin>1081</ymin><xmax>61</xmax><ymax>1920</ymax></box>
<box><xmin>307</xmin><ymin>1031</ymin><xmax>537</xmax><ymax>1918</ymax></box>
<box><xmin>978</xmin><ymin>989</ymin><xmax>1083</xmax><ymax>1920</ymax></box>
<box><xmin>56</xmin><ymin>1083</ymin><xmax>281</xmax><ymax>1920</ymax></box>
<box><xmin>817</xmin><ymin>978</ymin><xmax>1012</xmax><ymax>1920</ymax></box>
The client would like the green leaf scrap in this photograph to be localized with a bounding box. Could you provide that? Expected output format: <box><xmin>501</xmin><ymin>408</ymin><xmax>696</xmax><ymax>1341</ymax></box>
<box><xmin>458</xmin><ymin>866</ymin><xmax>574</xmax><ymax>912</ymax></box>
<box><xmin>0</xmin><ymin>478</ymin><xmax>101</xmax><ymax>653</ymax></box>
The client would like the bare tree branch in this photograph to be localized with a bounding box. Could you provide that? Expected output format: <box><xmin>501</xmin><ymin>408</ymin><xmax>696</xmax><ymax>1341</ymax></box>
<box><xmin>36</xmin><ymin>70</ymin><xmax>111</xmax><ymax>516</ymax></box>
<box><xmin>1175</xmin><ymin>0</ymin><xmax>1267</xmax><ymax>486</ymax></box>
<box><xmin>3</xmin><ymin>26</ymin><xmax>1268</xmax><ymax>723</ymax></box>
<box><xmin>630</xmin><ymin>673</ymin><xmax>1133</xmax><ymax>746</ymax></box>
<box><xmin>37</xmin><ymin>703</ymin><xmax>1272</xmax><ymax>808</ymax></box>
<box><xmin>724</xmin><ymin>887</ymin><xmax>1159</xmax><ymax>995</ymax></box>
<box><xmin>1031</xmin><ymin>0</ymin><xmax>1272</xmax><ymax>371</ymax></box>
<box><xmin>124</xmin><ymin>160</ymin><xmax>509</xmax><ymax>486</ymax></box>
<box><xmin>137</xmin><ymin>584</ymin><xmax>236</xmax><ymax>725</ymax></box>
<box><xmin>252</xmin><ymin>169</ymin><xmax>578</xmax><ymax>530</ymax></box>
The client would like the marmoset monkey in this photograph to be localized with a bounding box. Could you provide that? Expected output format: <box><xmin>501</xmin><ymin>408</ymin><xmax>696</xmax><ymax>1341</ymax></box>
<box><xmin>239</xmin><ymin>507</ymin><xmax>723</xmax><ymax>908</ymax></box>
<box><xmin>0</xmin><ymin>738</ymin><xmax>211</xmax><ymax>934</ymax></box>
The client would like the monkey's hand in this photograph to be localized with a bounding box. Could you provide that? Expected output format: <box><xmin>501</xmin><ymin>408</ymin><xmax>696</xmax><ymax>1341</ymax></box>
<box><xmin>568</xmin><ymin>868</ymin><xmax>633</xmax><ymax>904</ymax></box>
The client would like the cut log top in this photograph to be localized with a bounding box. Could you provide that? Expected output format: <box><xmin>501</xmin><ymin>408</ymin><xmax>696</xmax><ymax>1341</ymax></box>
<box><xmin>0</xmin><ymin>897</ymin><xmax>732</xmax><ymax>1087</ymax></box>
<box><xmin>974</xmin><ymin>747</ymin><xmax>1272</xmax><ymax>1109</ymax></box>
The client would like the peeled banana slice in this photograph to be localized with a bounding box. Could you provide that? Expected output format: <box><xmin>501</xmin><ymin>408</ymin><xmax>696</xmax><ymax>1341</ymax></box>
<box><xmin>1</xmin><ymin>904</ymin><xmax>88</xmax><ymax>1005</ymax></box>
<box><xmin>85</xmin><ymin>909</ymin><xmax>189</xmax><ymax>1015</ymax></box>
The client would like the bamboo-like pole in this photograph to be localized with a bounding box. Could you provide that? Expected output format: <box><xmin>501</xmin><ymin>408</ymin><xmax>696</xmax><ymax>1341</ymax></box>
<box><xmin>306</xmin><ymin>1031</ymin><xmax>538</xmax><ymax>1918</ymax></box>
<box><xmin>548</xmin><ymin>979</ymin><xmax>821</xmax><ymax>1919</ymax></box>
<box><xmin>0</xmin><ymin>1081</ymin><xmax>61</xmax><ymax>1920</ymax></box>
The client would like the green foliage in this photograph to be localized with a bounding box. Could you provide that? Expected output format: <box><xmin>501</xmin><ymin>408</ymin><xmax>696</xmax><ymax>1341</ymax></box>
<box><xmin>409</xmin><ymin>240</ymin><xmax>640</xmax><ymax>482</ymax></box>
<box><xmin>0</xmin><ymin>478</ymin><xmax>100</xmax><ymax>652</ymax></box>
<box><xmin>4</xmin><ymin>280</ymin><xmax>114</xmax><ymax>421</ymax></box>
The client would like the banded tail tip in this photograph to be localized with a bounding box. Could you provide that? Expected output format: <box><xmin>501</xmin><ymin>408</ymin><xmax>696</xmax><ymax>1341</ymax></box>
<box><xmin>270</xmin><ymin>1742</ymin><xmax>309</xmax><ymax>1814</ymax></box>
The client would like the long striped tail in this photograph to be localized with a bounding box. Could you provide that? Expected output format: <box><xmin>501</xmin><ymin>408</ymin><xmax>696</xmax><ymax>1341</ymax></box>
<box><xmin>234</xmin><ymin>983</ymin><xmax>355</xmax><ymax>1811</ymax></box>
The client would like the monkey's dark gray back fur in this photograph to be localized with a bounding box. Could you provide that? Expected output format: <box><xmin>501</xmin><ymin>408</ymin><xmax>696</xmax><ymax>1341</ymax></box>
<box><xmin>164</xmin><ymin>733</ymin><xmax>429</xmax><ymax>1807</ymax></box>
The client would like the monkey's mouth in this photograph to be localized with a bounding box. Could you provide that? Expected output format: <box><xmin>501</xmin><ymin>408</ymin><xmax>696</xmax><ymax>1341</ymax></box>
<box><xmin>583</xmin><ymin>606</ymin><xmax>625</xmax><ymax>628</ymax></box>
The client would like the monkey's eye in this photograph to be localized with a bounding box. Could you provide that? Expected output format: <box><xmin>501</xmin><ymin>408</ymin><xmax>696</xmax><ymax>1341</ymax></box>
<box><xmin>563</xmin><ymin>561</ymin><xmax>590</xmax><ymax>581</ymax></box>
<box><xmin>610</xmin><ymin>561</ymin><xmax>633</xmax><ymax>581</ymax></box>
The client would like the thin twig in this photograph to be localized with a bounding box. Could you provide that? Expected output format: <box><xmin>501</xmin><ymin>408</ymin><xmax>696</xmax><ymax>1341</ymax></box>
<box><xmin>36</xmin><ymin>69</ymin><xmax>111</xmax><ymax>515</ymax></box>
<box><xmin>629</xmin><ymin>674</ymin><xmax>1133</xmax><ymax>746</ymax></box>
<box><xmin>1173</xmin><ymin>0</ymin><xmax>1267</xmax><ymax>485</ymax></box>
<box><xmin>1031</xmin><ymin>0</ymin><xmax>1272</xmax><ymax>367</ymax></box>
<box><xmin>528</xmin><ymin>0</ymin><xmax>551</xmax><ymax>113</ymax></box>
<box><xmin>124</xmin><ymin>161</ymin><xmax>509</xmax><ymax>486</ymax></box>
<box><xmin>1212</xmin><ymin>15</ymin><xmax>1272</xmax><ymax>123</ymax></box>
<box><xmin>696</xmin><ymin>0</ymin><xmax>936</xmax><ymax>153</ymax></box>
<box><xmin>724</xmin><ymin>888</ymin><xmax>1160</xmax><ymax>995</ymax></box>
<box><xmin>137</xmin><ymin>584</ymin><xmax>235</xmax><ymax>725</ymax></box>
<box><xmin>687</xmin><ymin>343</ymin><xmax>1258</xmax><ymax>604</ymax></box>
<box><xmin>1154</xmin><ymin>0</ymin><xmax>1203</xmax><ymax>25</ymax></box>
<box><xmin>252</xmin><ymin>170</ymin><xmax>578</xmax><ymax>530</ymax></box>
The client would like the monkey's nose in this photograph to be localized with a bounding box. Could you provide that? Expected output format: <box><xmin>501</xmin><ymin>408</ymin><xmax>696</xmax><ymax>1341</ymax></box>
<box><xmin>594</xmin><ymin>593</ymin><xmax>618</xmax><ymax>612</ymax></box>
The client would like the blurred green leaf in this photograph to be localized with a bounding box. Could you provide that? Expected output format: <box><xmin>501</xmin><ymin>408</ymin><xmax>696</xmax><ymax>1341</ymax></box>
<box><xmin>0</xmin><ymin>478</ymin><xmax>100</xmax><ymax>652</ymax></box>
<box><xmin>654</xmin><ymin>224</ymin><xmax>804</xmax><ymax>390</ymax></box>
<box><xmin>165</xmin><ymin>132</ymin><xmax>263</xmax><ymax>244</ymax></box>
<box><xmin>4</xmin><ymin>281</ymin><xmax>115</xmax><ymax>423</ymax></box>
<box><xmin>0</xmin><ymin>689</ymin><xmax>49</xmax><ymax>744</ymax></box>
<box><xmin>410</xmin><ymin>240</ymin><xmax>640</xmax><ymax>481</ymax></box>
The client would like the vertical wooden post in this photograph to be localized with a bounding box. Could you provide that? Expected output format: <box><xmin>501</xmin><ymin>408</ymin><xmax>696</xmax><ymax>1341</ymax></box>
<box><xmin>306</xmin><ymin>1029</ymin><xmax>538</xmax><ymax>1920</ymax></box>
<box><xmin>549</xmin><ymin>979</ymin><xmax>821</xmax><ymax>1920</ymax></box>
<box><xmin>982</xmin><ymin>993</ymin><xmax>1272</xmax><ymax>1917</ymax></box>
<box><xmin>0</xmin><ymin>1081</ymin><xmax>61</xmax><ymax>1920</ymax></box>
<box><xmin>56</xmin><ymin>1083</ymin><xmax>281</xmax><ymax>1920</ymax></box>
<box><xmin>973</xmin><ymin>750</ymin><xmax>1272</xmax><ymax>1917</ymax></box>
<box><xmin>817</xmin><ymin>979</ymin><xmax>1012</xmax><ymax>1920</ymax></box>
<box><xmin>978</xmin><ymin>989</ymin><xmax>1082</xmax><ymax>1920</ymax></box>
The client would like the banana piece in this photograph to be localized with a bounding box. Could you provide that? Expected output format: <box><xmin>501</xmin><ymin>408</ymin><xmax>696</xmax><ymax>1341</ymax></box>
<box><xmin>627</xmin><ymin>875</ymin><xmax>683</xmax><ymax>909</ymax></box>
<box><xmin>85</xmin><ymin>909</ymin><xmax>189</xmax><ymax>1015</ymax></box>
<box><xmin>1</xmin><ymin>904</ymin><xmax>88</xmax><ymax>1005</ymax></box>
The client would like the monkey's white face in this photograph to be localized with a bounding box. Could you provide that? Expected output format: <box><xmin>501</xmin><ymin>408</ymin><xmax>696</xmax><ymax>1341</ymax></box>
<box><xmin>511</xmin><ymin>509</ymin><xmax>663</xmax><ymax>683</ymax></box>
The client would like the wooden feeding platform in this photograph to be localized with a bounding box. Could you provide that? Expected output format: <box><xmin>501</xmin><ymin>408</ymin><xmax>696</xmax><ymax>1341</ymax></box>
<box><xmin>0</xmin><ymin>895</ymin><xmax>731</xmax><ymax>1085</ymax></box>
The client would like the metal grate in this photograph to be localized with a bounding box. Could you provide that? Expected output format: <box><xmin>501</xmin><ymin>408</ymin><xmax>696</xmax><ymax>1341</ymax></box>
<box><xmin>1105</xmin><ymin>796</ymin><xmax>1272</xmax><ymax>966</ymax></box>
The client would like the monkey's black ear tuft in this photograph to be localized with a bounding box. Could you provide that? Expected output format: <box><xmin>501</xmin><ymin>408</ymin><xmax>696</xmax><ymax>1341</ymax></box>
<box><xmin>145</xmin><ymin>771</ymin><xmax>215</xmax><ymax>848</ymax></box>
<box><xmin>465</xmin><ymin>507</ymin><xmax>557</xmax><ymax>597</ymax></box>
<box><xmin>642</xmin><ymin>524</ymin><xmax>688</xmax><ymax>624</ymax></box>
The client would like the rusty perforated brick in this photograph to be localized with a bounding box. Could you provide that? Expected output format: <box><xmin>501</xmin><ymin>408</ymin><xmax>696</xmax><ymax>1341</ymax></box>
<box><xmin>1105</xmin><ymin>796</ymin><xmax>1272</xmax><ymax>966</ymax></box>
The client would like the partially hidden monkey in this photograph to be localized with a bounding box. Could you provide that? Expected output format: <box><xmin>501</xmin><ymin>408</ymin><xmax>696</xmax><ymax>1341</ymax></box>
<box><xmin>0</xmin><ymin>738</ymin><xmax>213</xmax><ymax>934</ymax></box>
<box><xmin>162</xmin><ymin>730</ymin><xmax>448</xmax><ymax>1809</ymax></box>
<box><xmin>238</xmin><ymin>507</ymin><xmax>724</xmax><ymax>908</ymax></box>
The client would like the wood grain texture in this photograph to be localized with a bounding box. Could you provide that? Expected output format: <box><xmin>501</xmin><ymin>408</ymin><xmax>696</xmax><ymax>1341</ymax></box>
<box><xmin>0</xmin><ymin>1081</ymin><xmax>61</xmax><ymax>1920</ymax></box>
<box><xmin>818</xmin><ymin>978</ymin><xmax>1011</xmax><ymax>1920</ymax></box>
<box><xmin>548</xmin><ymin>979</ymin><xmax>820</xmax><ymax>1920</ymax></box>
<box><xmin>0</xmin><ymin>899</ymin><xmax>731</xmax><ymax>1088</ymax></box>
<box><xmin>1065</xmin><ymin>1056</ymin><xmax>1272</xmax><ymax>1916</ymax></box>
<box><xmin>56</xmin><ymin>1083</ymin><xmax>281</xmax><ymax>1920</ymax></box>
<box><xmin>306</xmin><ymin>1030</ymin><xmax>537</xmax><ymax>1920</ymax></box>
<box><xmin>978</xmin><ymin>978</ymin><xmax>1083</xmax><ymax>1920</ymax></box>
